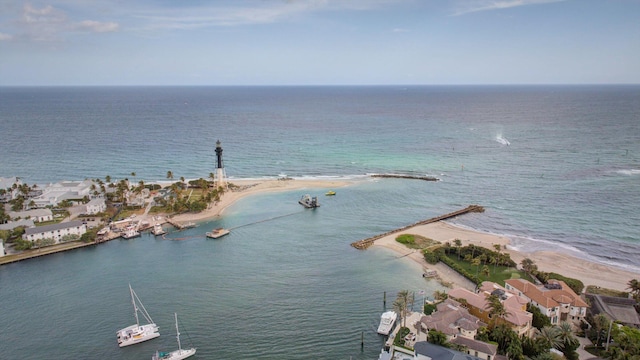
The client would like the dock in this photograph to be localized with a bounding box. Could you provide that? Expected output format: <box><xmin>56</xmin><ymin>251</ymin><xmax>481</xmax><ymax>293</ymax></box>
<box><xmin>350</xmin><ymin>205</ymin><xmax>484</xmax><ymax>250</ymax></box>
<box><xmin>166</xmin><ymin>218</ymin><xmax>196</xmax><ymax>230</ymax></box>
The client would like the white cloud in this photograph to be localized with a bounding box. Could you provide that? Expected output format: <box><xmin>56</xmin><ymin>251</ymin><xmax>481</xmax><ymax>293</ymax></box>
<box><xmin>452</xmin><ymin>0</ymin><xmax>567</xmax><ymax>16</ymax></box>
<box><xmin>0</xmin><ymin>32</ymin><xmax>13</xmax><ymax>41</ymax></box>
<box><xmin>75</xmin><ymin>20</ymin><xmax>119</xmax><ymax>33</ymax></box>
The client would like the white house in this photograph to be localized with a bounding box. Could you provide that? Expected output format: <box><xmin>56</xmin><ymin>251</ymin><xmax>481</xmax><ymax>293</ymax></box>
<box><xmin>0</xmin><ymin>240</ymin><xmax>5</xmax><ymax>257</ymax></box>
<box><xmin>84</xmin><ymin>198</ymin><xmax>106</xmax><ymax>215</ymax></box>
<box><xmin>30</xmin><ymin>180</ymin><xmax>95</xmax><ymax>208</ymax></box>
<box><xmin>23</xmin><ymin>220</ymin><xmax>87</xmax><ymax>244</ymax></box>
<box><xmin>8</xmin><ymin>208</ymin><xmax>53</xmax><ymax>223</ymax></box>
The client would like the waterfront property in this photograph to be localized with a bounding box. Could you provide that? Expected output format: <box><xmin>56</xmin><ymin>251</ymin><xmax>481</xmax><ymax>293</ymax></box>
<box><xmin>448</xmin><ymin>282</ymin><xmax>533</xmax><ymax>336</ymax></box>
<box><xmin>419</xmin><ymin>298</ymin><xmax>484</xmax><ymax>341</ymax></box>
<box><xmin>585</xmin><ymin>293</ymin><xmax>640</xmax><ymax>328</ymax></box>
<box><xmin>31</xmin><ymin>180</ymin><xmax>95</xmax><ymax>208</ymax></box>
<box><xmin>23</xmin><ymin>220</ymin><xmax>87</xmax><ymax>244</ymax></box>
<box><xmin>84</xmin><ymin>197</ymin><xmax>107</xmax><ymax>215</ymax></box>
<box><xmin>504</xmin><ymin>279</ymin><xmax>587</xmax><ymax>325</ymax></box>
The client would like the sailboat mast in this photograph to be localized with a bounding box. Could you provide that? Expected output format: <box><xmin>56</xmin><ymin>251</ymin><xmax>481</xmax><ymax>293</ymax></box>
<box><xmin>130</xmin><ymin>284</ymin><xmax>140</xmax><ymax>326</ymax></box>
<box><xmin>175</xmin><ymin>313</ymin><xmax>182</xmax><ymax>352</ymax></box>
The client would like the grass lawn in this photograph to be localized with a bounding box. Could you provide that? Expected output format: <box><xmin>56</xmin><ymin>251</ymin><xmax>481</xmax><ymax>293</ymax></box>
<box><xmin>444</xmin><ymin>254</ymin><xmax>535</xmax><ymax>285</ymax></box>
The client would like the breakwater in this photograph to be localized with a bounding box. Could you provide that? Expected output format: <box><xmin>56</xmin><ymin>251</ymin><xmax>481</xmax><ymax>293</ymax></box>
<box><xmin>350</xmin><ymin>205</ymin><xmax>485</xmax><ymax>250</ymax></box>
<box><xmin>370</xmin><ymin>174</ymin><xmax>439</xmax><ymax>181</ymax></box>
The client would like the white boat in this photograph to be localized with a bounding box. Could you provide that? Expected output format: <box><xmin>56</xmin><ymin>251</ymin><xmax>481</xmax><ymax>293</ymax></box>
<box><xmin>151</xmin><ymin>223</ymin><xmax>166</xmax><ymax>236</ymax></box>
<box><xmin>377</xmin><ymin>311</ymin><xmax>397</xmax><ymax>336</ymax></box>
<box><xmin>206</xmin><ymin>228</ymin><xmax>230</xmax><ymax>239</ymax></box>
<box><xmin>121</xmin><ymin>225</ymin><xmax>140</xmax><ymax>239</ymax></box>
<box><xmin>116</xmin><ymin>284</ymin><xmax>160</xmax><ymax>347</ymax></box>
<box><xmin>298</xmin><ymin>194</ymin><xmax>320</xmax><ymax>208</ymax></box>
<box><xmin>152</xmin><ymin>313</ymin><xmax>196</xmax><ymax>360</ymax></box>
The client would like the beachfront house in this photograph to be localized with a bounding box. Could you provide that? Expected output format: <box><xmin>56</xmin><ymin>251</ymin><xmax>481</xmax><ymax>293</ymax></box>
<box><xmin>585</xmin><ymin>293</ymin><xmax>640</xmax><ymax>328</ymax></box>
<box><xmin>30</xmin><ymin>180</ymin><xmax>95</xmax><ymax>208</ymax></box>
<box><xmin>8</xmin><ymin>208</ymin><xmax>53</xmax><ymax>223</ymax></box>
<box><xmin>23</xmin><ymin>220</ymin><xmax>86</xmax><ymax>245</ymax></box>
<box><xmin>449</xmin><ymin>282</ymin><xmax>533</xmax><ymax>336</ymax></box>
<box><xmin>504</xmin><ymin>279</ymin><xmax>587</xmax><ymax>325</ymax></box>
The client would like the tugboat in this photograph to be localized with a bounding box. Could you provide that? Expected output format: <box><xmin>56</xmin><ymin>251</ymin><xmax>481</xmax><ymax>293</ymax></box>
<box><xmin>299</xmin><ymin>194</ymin><xmax>320</xmax><ymax>208</ymax></box>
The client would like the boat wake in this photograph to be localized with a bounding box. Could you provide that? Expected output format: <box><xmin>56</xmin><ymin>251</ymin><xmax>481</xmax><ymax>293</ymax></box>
<box><xmin>495</xmin><ymin>133</ymin><xmax>510</xmax><ymax>146</ymax></box>
<box><xmin>616</xmin><ymin>169</ymin><xmax>640</xmax><ymax>176</ymax></box>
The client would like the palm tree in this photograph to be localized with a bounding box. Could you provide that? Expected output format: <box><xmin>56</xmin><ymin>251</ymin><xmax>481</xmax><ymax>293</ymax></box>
<box><xmin>166</xmin><ymin>171</ymin><xmax>174</xmax><ymax>180</ymax></box>
<box><xmin>482</xmin><ymin>265</ymin><xmax>491</xmax><ymax>278</ymax></box>
<box><xmin>454</xmin><ymin>239</ymin><xmax>462</xmax><ymax>260</ymax></box>
<box><xmin>626</xmin><ymin>279</ymin><xmax>640</xmax><ymax>301</ymax></box>
<box><xmin>556</xmin><ymin>321</ymin><xmax>579</xmax><ymax>352</ymax></box>
<box><xmin>592</xmin><ymin>313</ymin><xmax>610</xmax><ymax>347</ymax></box>
<box><xmin>105</xmin><ymin>175</ymin><xmax>111</xmax><ymax>184</ymax></box>
<box><xmin>472</xmin><ymin>257</ymin><xmax>482</xmax><ymax>276</ymax></box>
<box><xmin>534</xmin><ymin>325</ymin><xmax>561</xmax><ymax>351</ymax></box>
<box><xmin>394</xmin><ymin>290</ymin><xmax>414</xmax><ymax>328</ymax></box>
<box><xmin>521</xmin><ymin>258</ymin><xmax>538</xmax><ymax>274</ymax></box>
<box><xmin>485</xmin><ymin>294</ymin><xmax>510</xmax><ymax>328</ymax></box>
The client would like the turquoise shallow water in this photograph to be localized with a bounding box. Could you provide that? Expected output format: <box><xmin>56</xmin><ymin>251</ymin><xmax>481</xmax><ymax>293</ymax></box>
<box><xmin>1</xmin><ymin>85</ymin><xmax>639</xmax><ymax>358</ymax></box>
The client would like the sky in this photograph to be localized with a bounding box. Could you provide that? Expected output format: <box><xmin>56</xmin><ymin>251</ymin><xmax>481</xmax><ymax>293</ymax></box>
<box><xmin>0</xmin><ymin>0</ymin><xmax>639</xmax><ymax>86</ymax></box>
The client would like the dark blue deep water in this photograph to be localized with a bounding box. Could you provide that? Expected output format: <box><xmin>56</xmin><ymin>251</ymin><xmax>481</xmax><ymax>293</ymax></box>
<box><xmin>1</xmin><ymin>86</ymin><xmax>639</xmax><ymax>359</ymax></box>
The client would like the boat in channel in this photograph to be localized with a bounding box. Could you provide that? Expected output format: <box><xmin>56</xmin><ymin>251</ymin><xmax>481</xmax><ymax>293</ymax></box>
<box><xmin>116</xmin><ymin>284</ymin><xmax>160</xmax><ymax>347</ymax></box>
<box><xmin>206</xmin><ymin>228</ymin><xmax>230</xmax><ymax>239</ymax></box>
<box><xmin>298</xmin><ymin>194</ymin><xmax>320</xmax><ymax>208</ymax></box>
<box><xmin>376</xmin><ymin>311</ymin><xmax>397</xmax><ymax>336</ymax></box>
<box><xmin>151</xmin><ymin>223</ymin><xmax>166</xmax><ymax>236</ymax></box>
<box><xmin>152</xmin><ymin>313</ymin><xmax>196</xmax><ymax>360</ymax></box>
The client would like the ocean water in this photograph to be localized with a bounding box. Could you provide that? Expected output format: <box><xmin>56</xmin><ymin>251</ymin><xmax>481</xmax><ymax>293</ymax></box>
<box><xmin>1</xmin><ymin>85</ymin><xmax>639</xmax><ymax>359</ymax></box>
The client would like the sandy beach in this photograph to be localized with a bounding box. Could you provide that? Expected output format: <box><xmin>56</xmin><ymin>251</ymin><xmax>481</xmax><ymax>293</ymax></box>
<box><xmin>170</xmin><ymin>178</ymin><xmax>353</xmax><ymax>223</ymax></box>
<box><xmin>374</xmin><ymin>221</ymin><xmax>640</xmax><ymax>293</ymax></box>
<box><xmin>167</xmin><ymin>178</ymin><xmax>638</xmax><ymax>293</ymax></box>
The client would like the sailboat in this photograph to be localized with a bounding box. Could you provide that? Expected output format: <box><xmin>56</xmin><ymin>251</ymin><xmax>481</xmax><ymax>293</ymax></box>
<box><xmin>116</xmin><ymin>284</ymin><xmax>160</xmax><ymax>347</ymax></box>
<box><xmin>152</xmin><ymin>313</ymin><xmax>196</xmax><ymax>360</ymax></box>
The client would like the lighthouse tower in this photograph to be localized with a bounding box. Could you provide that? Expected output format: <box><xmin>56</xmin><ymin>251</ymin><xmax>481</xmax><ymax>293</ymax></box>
<box><xmin>215</xmin><ymin>140</ymin><xmax>227</xmax><ymax>189</ymax></box>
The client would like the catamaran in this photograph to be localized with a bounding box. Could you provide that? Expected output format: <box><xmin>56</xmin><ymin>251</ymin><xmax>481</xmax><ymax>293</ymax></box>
<box><xmin>152</xmin><ymin>313</ymin><xmax>196</xmax><ymax>360</ymax></box>
<box><xmin>116</xmin><ymin>284</ymin><xmax>160</xmax><ymax>347</ymax></box>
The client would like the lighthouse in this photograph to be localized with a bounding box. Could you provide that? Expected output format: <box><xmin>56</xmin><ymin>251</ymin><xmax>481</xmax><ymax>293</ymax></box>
<box><xmin>215</xmin><ymin>140</ymin><xmax>226</xmax><ymax>189</ymax></box>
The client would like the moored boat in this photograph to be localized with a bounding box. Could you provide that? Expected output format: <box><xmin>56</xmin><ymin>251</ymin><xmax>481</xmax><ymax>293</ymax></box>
<box><xmin>152</xmin><ymin>313</ymin><xmax>196</xmax><ymax>360</ymax></box>
<box><xmin>376</xmin><ymin>311</ymin><xmax>397</xmax><ymax>336</ymax></box>
<box><xmin>121</xmin><ymin>225</ymin><xmax>141</xmax><ymax>239</ymax></box>
<box><xmin>298</xmin><ymin>194</ymin><xmax>320</xmax><ymax>208</ymax></box>
<box><xmin>151</xmin><ymin>223</ymin><xmax>166</xmax><ymax>236</ymax></box>
<box><xmin>206</xmin><ymin>228</ymin><xmax>230</xmax><ymax>239</ymax></box>
<box><xmin>117</xmin><ymin>284</ymin><xmax>160</xmax><ymax>347</ymax></box>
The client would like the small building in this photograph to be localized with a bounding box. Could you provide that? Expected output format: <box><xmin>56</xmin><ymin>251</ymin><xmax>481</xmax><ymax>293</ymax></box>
<box><xmin>505</xmin><ymin>278</ymin><xmax>588</xmax><ymax>325</ymax></box>
<box><xmin>23</xmin><ymin>220</ymin><xmax>86</xmax><ymax>244</ymax></box>
<box><xmin>8</xmin><ymin>208</ymin><xmax>53</xmax><ymax>223</ymax></box>
<box><xmin>449</xmin><ymin>336</ymin><xmax>498</xmax><ymax>360</ymax></box>
<box><xmin>84</xmin><ymin>198</ymin><xmax>106</xmax><ymax>215</ymax></box>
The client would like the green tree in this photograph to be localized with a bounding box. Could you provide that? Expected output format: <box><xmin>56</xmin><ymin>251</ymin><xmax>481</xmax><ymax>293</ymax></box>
<box><xmin>485</xmin><ymin>294</ymin><xmax>510</xmax><ymax>328</ymax></box>
<box><xmin>534</xmin><ymin>325</ymin><xmax>561</xmax><ymax>351</ymax></box>
<box><xmin>454</xmin><ymin>239</ymin><xmax>462</xmax><ymax>260</ymax></box>
<box><xmin>521</xmin><ymin>258</ymin><xmax>538</xmax><ymax>274</ymax></box>
<box><xmin>427</xmin><ymin>329</ymin><xmax>448</xmax><ymax>346</ymax></box>
<box><xmin>393</xmin><ymin>290</ymin><xmax>414</xmax><ymax>328</ymax></box>
<box><xmin>528</xmin><ymin>303</ymin><xmax>551</xmax><ymax>330</ymax></box>
<box><xmin>166</xmin><ymin>171</ymin><xmax>174</xmax><ymax>180</ymax></box>
<box><xmin>556</xmin><ymin>322</ymin><xmax>579</xmax><ymax>360</ymax></box>
<box><xmin>627</xmin><ymin>279</ymin><xmax>640</xmax><ymax>301</ymax></box>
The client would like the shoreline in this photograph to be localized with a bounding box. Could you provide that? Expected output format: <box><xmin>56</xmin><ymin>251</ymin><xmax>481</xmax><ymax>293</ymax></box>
<box><xmin>373</xmin><ymin>221</ymin><xmax>639</xmax><ymax>293</ymax></box>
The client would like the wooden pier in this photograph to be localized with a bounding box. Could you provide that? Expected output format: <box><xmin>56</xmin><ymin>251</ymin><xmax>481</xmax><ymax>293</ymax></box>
<box><xmin>350</xmin><ymin>205</ymin><xmax>484</xmax><ymax>250</ymax></box>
